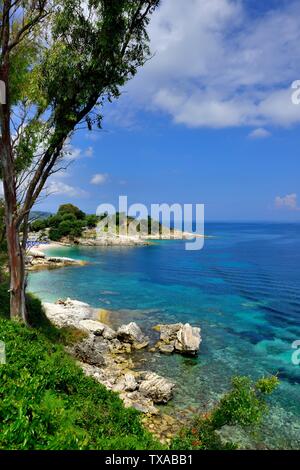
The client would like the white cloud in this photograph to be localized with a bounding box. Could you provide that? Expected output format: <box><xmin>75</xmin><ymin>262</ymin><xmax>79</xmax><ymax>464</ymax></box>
<box><xmin>248</xmin><ymin>128</ymin><xmax>271</xmax><ymax>139</ymax></box>
<box><xmin>90</xmin><ymin>173</ymin><xmax>108</xmax><ymax>185</ymax></box>
<box><xmin>120</xmin><ymin>0</ymin><xmax>300</xmax><ymax>129</ymax></box>
<box><xmin>84</xmin><ymin>146</ymin><xmax>94</xmax><ymax>157</ymax></box>
<box><xmin>63</xmin><ymin>144</ymin><xmax>82</xmax><ymax>160</ymax></box>
<box><xmin>47</xmin><ymin>181</ymin><xmax>88</xmax><ymax>198</ymax></box>
<box><xmin>0</xmin><ymin>182</ymin><xmax>3</xmax><ymax>197</ymax></box>
<box><xmin>275</xmin><ymin>193</ymin><xmax>300</xmax><ymax>211</ymax></box>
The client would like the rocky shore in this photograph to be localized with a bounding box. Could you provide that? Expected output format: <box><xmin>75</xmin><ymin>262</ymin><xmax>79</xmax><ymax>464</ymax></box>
<box><xmin>43</xmin><ymin>298</ymin><xmax>201</xmax><ymax>443</ymax></box>
<box><xmin>26</xmin><ymin>248</ymin><xmax>87</xmax><ymax>270</ymax></box>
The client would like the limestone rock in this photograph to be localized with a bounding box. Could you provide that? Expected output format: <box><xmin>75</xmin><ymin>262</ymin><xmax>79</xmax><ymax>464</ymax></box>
<box><xmin>72</xmin><ymin>336</ymin><xmax>106</xmax><ymax>367</ymax></box>
<box><xmin>117</xmin><ymin>322</ymin><xmax>149</xmax><ymax>349</ymax></box>
<box><xmin>124</xmin><ymin>373</ymin><xmax>138</xmax><ymax>392</ymax></box>
<box><xmin>154</xmin><ymin>322</ymin><xmax>201</xmax><ymax>356</ymax></box>
<box><xmin>139</xmin><ymin>371</ymin><xmax>175</xmax><ymax>404</ymax></box>
<box><xmin>121</xmin><ymin>391</ymin><xmax>159</xmax><ymax>415</ymax></box>
<box><xmin>158</xmin><ymin>342</ymin><xmax>175</xmax><ymax>354</ymax></box>
<box><xmin>174</xmin><ymin>323</ymin><xmax>201</xmax><ymax>356</ymax></box>
<box><xmin>79</xmin><ymin>320</ymin><xmax>105</xmax><ymax>336</ymax></box>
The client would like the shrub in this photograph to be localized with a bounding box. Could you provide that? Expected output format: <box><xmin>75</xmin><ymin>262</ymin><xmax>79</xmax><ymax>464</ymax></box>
<box><xmin>0</xmin><ymin>319</ymin><xmax>161</xmax><ymax>450</ymax></box>
<box><xmin>171</xmin><ymin>375</ymin><xmax>279</xmax><ymax>450</ymax></box>
<box><xmin>48</xmin><ymin>227</ymin><xmax>61</xmax><ymax>241</ymax></box>
<box><xmin>30</xmin><ymin>219</ymin><xmax>47</xmax><ymax>232</ymax></box>
<box><xmin>85</xmin><ymin>214</ymin><xmax>98</xmax><ymax>228</ymax></box>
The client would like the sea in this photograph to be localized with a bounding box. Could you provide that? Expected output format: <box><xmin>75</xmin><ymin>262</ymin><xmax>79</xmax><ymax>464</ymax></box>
<box><xmin>28</xmin><ymin>222</ymin><xmax>300</xmax><ymax>449</ymax></box>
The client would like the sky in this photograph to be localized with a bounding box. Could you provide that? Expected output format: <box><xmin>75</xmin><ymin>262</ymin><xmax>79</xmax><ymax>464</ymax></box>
<box><xmin>36</xmin><ymin>0</ymin><xmax>300</xmax><ymax>222</ymax></box>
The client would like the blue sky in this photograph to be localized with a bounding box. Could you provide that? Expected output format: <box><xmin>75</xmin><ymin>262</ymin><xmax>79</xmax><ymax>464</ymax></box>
<box><xmin>37</xmin><ymin>0</ymin><xmax>300</xmax><ymax>221</ymax></box>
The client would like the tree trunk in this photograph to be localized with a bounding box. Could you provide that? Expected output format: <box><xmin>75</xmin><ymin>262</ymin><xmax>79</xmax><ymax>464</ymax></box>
<box><xmin>6</xmin><ymin>215</ymin><xmax>28</xmax><ymax>323</ymax></box>
<box><xmin>0</xmin><ymin>2</ymin><xmax>28</xmax><ymax>323</ymax></box>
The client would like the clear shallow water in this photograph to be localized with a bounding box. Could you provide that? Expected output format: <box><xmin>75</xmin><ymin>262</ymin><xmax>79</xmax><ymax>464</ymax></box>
<box><xmin>28</xmin><ymin>223</ymin><xmax>300</xmax><ymax>449</ymax></box>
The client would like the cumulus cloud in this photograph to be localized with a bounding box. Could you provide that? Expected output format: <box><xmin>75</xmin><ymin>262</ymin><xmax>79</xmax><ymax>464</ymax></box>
<box><xmin>248</xmin><ymin>128</ymin><xmax>271</xmax><ymax>139</ymax></box>
<box><xmin>47</xmin><ymin>181</ymin><xmax>88</xmax><ymax>198</ymax></box>
<box><xmin>90</xmin><ymin>173</ymin><xmax>108</xmax><ymax>185</ymax></box>
<box><xmin>120</xmin><ymin>0</ymin><xmax>300</xmax><ymax>129</ymax></box>
<box><xmin>275</xmin><ymin>193</ymin><xmax>300</xmax><ymax>211</ymax></box>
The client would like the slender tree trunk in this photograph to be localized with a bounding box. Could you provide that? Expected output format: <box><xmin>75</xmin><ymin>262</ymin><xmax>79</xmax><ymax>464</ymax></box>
<box><xmin>6</xmin><ymin>215</ymin><xmax>28</xmax><ymax>323</ymax></box>
<box><xmin>0</xmin><ymin>0</ymin><xmax>28</xmax><ymax>323</ymax></box>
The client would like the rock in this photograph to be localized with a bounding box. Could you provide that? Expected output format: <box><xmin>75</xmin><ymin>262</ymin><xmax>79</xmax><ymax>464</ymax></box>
<box><xmin>109</xmin><ymin>339</ymin><xmax>132</xmax><ymax>354</ymax></box>
<box><xmin>124</xmin><ymin>373</ymin><xmax>138</xmax><ymax>391</ymax></box>
<box><xmin>79</xmin><ymin>320</ymin><xmax>105</xmax><ymax>336</ymax></box>
<box><xmin>72</xmin><ymin>336</ymin><xmax>106</xmax><ymax>367</ymax></box>
<box><xmin>139</xmin><ymin>371</ymin><xmax>175</xmax><ymax>404</ymax></box>
<box><xmin>113</xmin><ymin>373</ymin><xmax>138</xmax><ymax>392</ymax></box>
<box><xmin>133</xmin><ymin>340</ymin><xmax>149</xmax><ymax>350</ymax></box>
<box><xmin>158</xmin><ymin>343</ymin><xmax>175</xmax><ymax>354</ymax></box>
<box><xmin>174</xmin><ymin>323</ymin><xmax>201</xmax><ymax>356</ymax></box>
<box><xmin>154</xmin><ymin>322</ymin><xmax>201</xmax><ymax>356</ymax></box>
<box><xmin>154</xmin><ymin>323</ymin><xmax>183</xmax><ymax>343</ymax></box>
<box><xmin>121</xmin><ymin>391</ymin><xmax>159</xmax><ymax>415</ymax></box>
<box><xmin>28</xmin><ymin>248</ymin><xmax>45</xmax><ymax>258</ymax></box>
<box><xmin>102</xmin><ymin>325</ymin><xmax>117</xmax><ymax>340</ymax></box>
<box><xmin>117</xmin><ymin>322</ymin><xmax>149</xmax><ymax>349</ymax></box>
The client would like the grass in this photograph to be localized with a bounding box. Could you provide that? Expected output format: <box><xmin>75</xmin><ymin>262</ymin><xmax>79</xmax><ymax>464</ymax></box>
<box><xmin>0</xmin><ymin>274</ymin><xmax>162</xmax><ymax>450</ymax></box>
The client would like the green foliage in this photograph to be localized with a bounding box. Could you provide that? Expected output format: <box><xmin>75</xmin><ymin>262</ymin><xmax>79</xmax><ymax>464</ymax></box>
<box><xmin>171</xmin><ymin>417</ymin><xmax>237</xmax><ymax>450</ymax></box>
<box><xmin>30</xmin><ymin>219</ymin><xmax>48</xmax><ymax>232</ymax></box>
<box><xmin>210</xmin><ymin>376</ymin><xmax>279</xmax><ymax>429</ymax></box>
<box><xmin>171</xmin><ymin>375</ymin><xmax>279</xmax><ymax>450</ymax></box>
<box><xmin>0</xmin><ymin>319</ymin><xmax>160</xmax><ymax>450</ymax></box>
<box><xmin>48</xmin><ymin>227</ymin><xmax>61</xmax><ymax>242</ymax></box>
<box><xmin>58</xmin><ymin>204</ymin><xmax>86</xmax><ymax>220</ymax></box>
<box><xmin>85</xmin><ymin>214</ymin><xmax>98</xmax><ymax>228</ymax></box>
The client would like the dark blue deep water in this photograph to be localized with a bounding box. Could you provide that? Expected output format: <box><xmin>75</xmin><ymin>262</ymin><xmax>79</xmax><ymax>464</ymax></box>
<box><xmin>28</xmin><ymin>223</ymin><xmax>300</xmax><ymax>448</ymax></box>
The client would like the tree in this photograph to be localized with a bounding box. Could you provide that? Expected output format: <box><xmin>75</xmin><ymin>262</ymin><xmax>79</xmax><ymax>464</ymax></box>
<box><xmin>0</xmin><ymin>0</ymin><xmax>160</xmax><ymax>323</ymax></box>
<box><xmin>58</xmin><ymin>204</ymin><xmax>85</xmax><ymax>220</ymax></box>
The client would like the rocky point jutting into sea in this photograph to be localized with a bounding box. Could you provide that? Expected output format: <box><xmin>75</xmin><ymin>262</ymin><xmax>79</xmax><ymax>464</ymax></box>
<box><xmin>43</xmin><ymin>298</ymin><xmax>201</xmax><ymax>444</ymax></box>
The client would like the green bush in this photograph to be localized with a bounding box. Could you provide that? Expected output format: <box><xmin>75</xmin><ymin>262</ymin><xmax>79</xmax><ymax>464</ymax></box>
<box><xmin>0</xmin><ymin>319</ymin><xmax>161</xmax><ymax>450</ymax></box>
<box><xmin>171</xmin><ymin>375</ymin><xmax>279</xmax><ymax>450</ymax></box>
<box><xmin>85</xmin><ymin>214</ymin><xmax>98</xmax><ymax>228</ymax></box>
<box><xmin>30</xmin><ymin>219</ymin><xmax>47</xmax><ymax>232</ymax></box>
<box><xmin>48</xmin><ymin>227</ymin><xmax>61</xmax><ymax>241</ymax></box>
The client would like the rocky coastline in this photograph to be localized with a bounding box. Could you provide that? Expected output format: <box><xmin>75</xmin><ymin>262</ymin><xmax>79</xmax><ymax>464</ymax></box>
<box><xmin>43</xmin><ymin>298</ymin><xmax>201</xmax><ymax>444</ymax></box>
<box><xmin>26</xmin><ymin>247</ymin><xmax>87</xmax><ymax>271</ymax></box>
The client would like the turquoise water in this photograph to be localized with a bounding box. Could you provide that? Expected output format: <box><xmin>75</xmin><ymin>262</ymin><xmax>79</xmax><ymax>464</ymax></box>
<box><xmin>28</xmin><ymin>223</ymin><xmax>300</xmax><ymax>448</ymax></box>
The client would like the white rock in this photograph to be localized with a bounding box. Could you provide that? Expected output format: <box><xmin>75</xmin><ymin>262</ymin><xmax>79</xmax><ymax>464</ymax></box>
<box><xmin>175</xmin><ymin>323</ymin><xmax>201</xmax><ymax>355</ymax></box>
<box><xmin>79</xmin><ymin>320</ymin><xmax>105</xmax><ymax>335</ymax></box>
<box><xmin>139</xmin><ymin>371</ymin><xmax>175</xmax><ymax>404</ymax></box>
<box><xmin>117</xmin><ymin>322</ymin><xmax>146</xmax><ymax>345</ymax></box>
